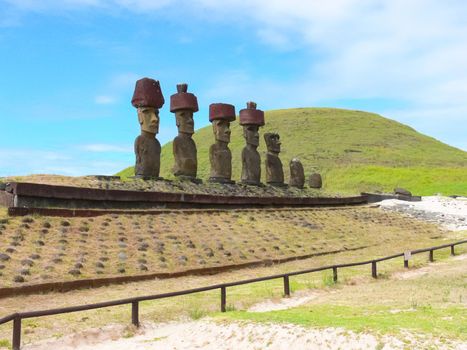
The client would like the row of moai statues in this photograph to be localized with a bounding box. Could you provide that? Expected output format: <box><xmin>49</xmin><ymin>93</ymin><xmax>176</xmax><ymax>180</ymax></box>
<box><xmin>131</xmin><ymin>77</ymin><xmax>318</xmax><ymax>188</ymax></box>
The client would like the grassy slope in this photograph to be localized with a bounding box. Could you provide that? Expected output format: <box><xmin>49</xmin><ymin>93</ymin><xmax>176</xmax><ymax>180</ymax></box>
<box><xmin>118</xmin><ymin>108</ymin><xmax>467</xmax><ymax>195</ymax></box>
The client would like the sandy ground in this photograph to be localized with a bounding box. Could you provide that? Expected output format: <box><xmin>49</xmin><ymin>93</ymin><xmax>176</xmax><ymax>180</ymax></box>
<box><xmin>379</xmin><ymin>196</ymin><xmax>467</xmax><ymax>231</ymax></box>
<box><xmin>19</xmin><ymin>196</ymin><xmax>467</xmax><ymax>350</ymax></box>
<box><xmin>23</xmin><ymin>318</ymin><xmax>466</xmax><ymax>350</ymax></box>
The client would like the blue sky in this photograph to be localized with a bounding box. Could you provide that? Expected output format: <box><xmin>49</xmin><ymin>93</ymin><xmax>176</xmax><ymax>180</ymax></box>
<box><xmin>0</xmin><ymin>0</ymin><xmax>466</xmax><ymax>176</ymax></box>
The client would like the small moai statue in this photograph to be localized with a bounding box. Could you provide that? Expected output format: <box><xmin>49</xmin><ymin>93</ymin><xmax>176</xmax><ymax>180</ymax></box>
<box><xmin>208</xmin><ymin>103</ymin><xmax>236</xmax><ymax>184</ymax></box>
<box><xmin>289</xmin><ymin>158</ymin><xmax>305</xmax><ymax>189</ymax></box>
<box><xmin>170</xmin><ymin>83</ymin><xmax>199</xmax><ymax>181</ymax></box>
<box><xmin>309</xmin><ymin>173</ymin><xmax>323</xmax><ymax>189</ymax></box>
<box><xmin>240</xmin><ymin>101</ymin><xmax>265</xmax><ymax>186</ymax></box>
<box><xmin>264</xmin><ymin>132</ymin><xmax>285</xmax><ymax>187</ymax></box>
<box><xmin>131</xmin><ymin>77</ymin><xmax>165</xmax><ymax>179</ymax></box>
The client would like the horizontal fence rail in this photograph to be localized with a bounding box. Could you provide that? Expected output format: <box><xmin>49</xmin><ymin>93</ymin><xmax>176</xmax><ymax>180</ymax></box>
<box><xmin>1</xmin><ymin>239</ymin><xmax>465</xmax><ymax>350</ymax></box>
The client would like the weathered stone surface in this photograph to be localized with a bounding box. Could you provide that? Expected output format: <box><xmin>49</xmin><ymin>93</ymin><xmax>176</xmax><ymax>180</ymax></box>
<box><xmin>308</xmin><ymin>173</ymin><xmax>323</xmax><ymax>189</ymax></box>
<box><xmin>134</xmin><ymin>132</ymin><xmax>161</xmax><ymax>178</ymax></box>
<box><xmin>394</xmin><ymin>187</ymin><xmax>412</xmax><ymax>196</ymax></box>
<box><xmin>132</xmin><ymin>78</ymin><xmax>164</xmax><ymax>179</ymax></box>
<box><xmin>173</xmin><ymin>135</ymin><xmax>197</xmax><ymax>178</ymax></box>
<box><xmin>209</xmin><ymin>104</ymin><xmax>236</xmax><ymax>183</ymax></box>
<box><xmin>240</xmin><ymin>102</ymin><xmax>264</xmax><ymax>186</ymax></box>
<box><xmin>171</xmin><ymin>84</ymin><xmax>199</xmax><ymax>179</ymax></box>
<box><xmin>264</xmin><ymin>133</ymin><xmax>284</xmax><ymax>186</ymax></box>
<box><xmin>289</xmin><ymin>158</ymin><xmax>305</xmax><ymax>188</ymax></box>
<box><xmin>131</xmin><ymin>78</ymin><xmax>164</xmax><ymax>109</ymax></box>
<box><xmin>0</xmin><ymin>253</ymin><xmax>10</xmax><ymax>261</ymax></box>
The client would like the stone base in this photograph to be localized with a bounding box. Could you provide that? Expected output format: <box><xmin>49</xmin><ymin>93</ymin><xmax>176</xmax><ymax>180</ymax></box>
<box><xmin>131</xmin><ymin>176</ymin><xmax>164</xmax><ymax>181</ymax></box>
<box><xmin>208</xmin><ymin>177</ymin><xmax>236</xmax><ymax>185</ymax></box>
<box><xmin>241</xmin><ymin>180</ymin><xmax>264</xmax><ymax>187</ymax></box>
<box><xmin>86</xmin><ymin>175</ymin><xmax>121</xmax><ymax>181</ymax></box>
<box><xmin>175</xmin><ymin>175</ymin><xmax>203</xmax><ymax>184</ymax></box>
<box><xmin>267</xmin><ymin>182</ymin><xmax>288</xmax><ymax>188</ymax></box>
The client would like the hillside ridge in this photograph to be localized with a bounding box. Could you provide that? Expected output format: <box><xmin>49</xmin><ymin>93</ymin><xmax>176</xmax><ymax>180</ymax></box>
<box><xmin>118</xmin><ymin>107</ymin><xmax>467</xmax><ymax>195</ymax></box>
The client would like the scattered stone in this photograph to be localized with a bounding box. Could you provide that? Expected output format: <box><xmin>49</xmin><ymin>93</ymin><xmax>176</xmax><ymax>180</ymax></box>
<box><xmin>5</xmin><ymin>247</ymin><xmax>15</xmax><ymax>253</ymax></box>
<box><xmin>35</xmin><ymin>240</ymin><xmax>45</xmax><ymax>246</ymax></box>
<box><xmin>118</xmin><ymin>267</ymin><xmax>126</xmax><ymax>273</ymax></box>
<box><xmin>394</xmin><ymin>187</ymin><xmax>412</xmax><ymax>196</ymax></box>
<box><xmin>118</xmin><ymin>252</ymin><xmax>127</xmax><ymax>261</ymax></box>
<box><xmin>21</xmin><ymin>259</ymin><xmax>34</xmax><ymax>266</ymax></box>
<box><xmin>14</xmin><ymin>275</ymin><xmax>25</xmax><ymax>283</ymax></box>
<box><xmin>0</xmin><ymin>265</ymin><xmax>4</xmax><ymax>269</ymax></box>
<box><xmin>20</xmin><ymin>268</ymin><xmax>30</xmax><ymax>276</ymax></box>
<box><xmin>139</xmin><ymin>264</ymin><xmax>148</xmax><ymax>271</ymax></box>
<box><xmin>68</xmin><ymin>269</ymin><xmax>81</xmax><ymax>276</ymax></box>
<box><xmin>74</xmin><ymin>262</ymin><xmax>84</xmax><ymax>269</ymax></box>
<box><xmin>52</xmin><ymin>258</ymin><xmax>63</xmax><ymax>264</ymax></box>
<box><xmin>95</xmin><ymin>262</ymin><xmax>105</xmax><ymax>268</ymax></box>
<box><xmin>0</xmin><ymin>253</ymin><xmax>10</xmax><ymax>261</ymax></box>
<box><xmin>60</xmin><ymin>220</ymin><xmax>71</xmax><ymax>227</ymax></box>
<box><xmin>42</xmin><ymin>222</ymin><xmax>52</xmax><ymax>228</ymax></box>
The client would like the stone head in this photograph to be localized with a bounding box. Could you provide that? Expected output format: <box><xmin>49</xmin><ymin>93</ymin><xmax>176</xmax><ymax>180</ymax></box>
<box><xmin>138</xmin><ymin>107</ymin><xmax>159</xmax><ymax>134</ymax></box>
<box><xmin>264</xmin><ymin>132</ymin><xmax>281</xmax><ymax>154</ymax></box>
<box><xmin>243</xmin><ymin>124</ymin><xmax>260</xmax><ymax>147</ymax></box>
<box><xmin>213</xmin><ymin>119</ymin><xmax>231</xmax><ymax>143</ymax></box>
<box><xmin>175</xmin><ymin>109</ymin><xmax>195</xmax><ymax>135</ymax></box>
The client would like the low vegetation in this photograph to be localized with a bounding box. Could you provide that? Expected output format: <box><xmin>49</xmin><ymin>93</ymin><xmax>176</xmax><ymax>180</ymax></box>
<box><xmin>0</xmin><ymin>207</ymin><xmax>449</xmax><ymax>287</ymax></box>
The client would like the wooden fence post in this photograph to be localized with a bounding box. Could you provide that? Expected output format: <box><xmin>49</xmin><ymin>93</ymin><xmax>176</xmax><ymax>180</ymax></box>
<box><xmin>451</xmin><ymin>245</ymin><xmax>455</xmax><ymax>256</ymax></box>
<box><xmin>371</xmin><ymin>261</ymin><xmax>377</xmax><ymax>279</ymax></box>
<box><xmin>220</xmin><ymin>287</ymin><xmax>226</xmax><ymax>312</ymax></box>
<box><xmin>131</xmin><ymin>301</ymin><xmax>139</xmax><ymax>327</ymax></box>
<box><xmin>283</xmin><ymin>276</ymin><xmax>290</xmax><ymax>297</ymax></box>
<box><xmin>12</xmin><ymin>315</ymin><xmax>21</xmax><ymax>350</ymax></box>
<box><xmin>332</xmin><ymin>267</ymin><xmax>338</xmax><ymax>283</ymax></box>
<box><xmin>429</xmin><ymin>250</ymin><xmax>434</xmax><ymax>262</ymax></box>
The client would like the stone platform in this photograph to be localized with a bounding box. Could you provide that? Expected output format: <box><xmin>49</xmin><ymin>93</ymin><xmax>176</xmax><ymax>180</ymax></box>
<box><xmin>0</xmin><ymin>182</ymin><xmax>368</xmax><ymax>215</ymax></box>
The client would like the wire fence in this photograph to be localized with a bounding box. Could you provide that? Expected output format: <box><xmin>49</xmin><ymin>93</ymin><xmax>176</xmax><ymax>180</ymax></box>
<box><xmin>0</xmin><ymin>239</ymin><xmax>465</xmax><ymax>350</ymax></box>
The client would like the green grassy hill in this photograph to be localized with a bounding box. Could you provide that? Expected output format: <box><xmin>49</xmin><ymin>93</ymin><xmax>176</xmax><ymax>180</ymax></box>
<box><xmin>118</xmin><ymin>108</ymin><xmax>467</xmax><ymax>195</ymax></box>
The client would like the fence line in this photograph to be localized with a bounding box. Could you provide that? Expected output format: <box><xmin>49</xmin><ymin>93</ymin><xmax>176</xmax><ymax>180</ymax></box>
<box><xmin>1</xmin><ymin>240</ymin><xmax>465</xmax><ymax>350</ymax></box>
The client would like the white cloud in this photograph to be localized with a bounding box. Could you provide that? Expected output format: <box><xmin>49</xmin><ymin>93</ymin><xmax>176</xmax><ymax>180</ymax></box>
<box><xmin>79</xmin><ymin>144</ymin><xmax>132</xmax><ymax>152</ymax></box>
<box><xmin>95</xmin><ymin>95</ymin><xmax>116</xmax><ymax>105</ymax></box>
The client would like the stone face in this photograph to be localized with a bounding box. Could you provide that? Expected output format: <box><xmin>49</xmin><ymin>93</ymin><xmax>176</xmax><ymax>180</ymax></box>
<box><xmin>289</xmin><ymin>158</ymin><xmax>305</xmax><ymax>188</ymax></box>
<box><xmin>209</xmin><ymin>104</ymin><xmax>236</xmax><ymax>183</ymax></box>
<box><xmin>171</xmin><ymin>84</ymin><xmax>199</xmax><ymax>179</ymax></box>
<box><xmin>239</xmin><ymin>102</ymin><xmax>264</xmax><ymax>186</ymax></box>
<box><xmin>309</xmin><ymin>173</ymin><xmax>323</xmax><ymax>189</ymax></box>
<box><xmin>132</xmin><ymin>78</ymin><xmax>164</xmax><ymax>179</ymax></box>
<box><xmin>241</xmin><ymin>126</ymin><xmax>261</xmax><ymax>185</ymax></box>
<box><xmin>264</xmin><ymin>133</ymin><xmax>284</xmax><ymax>186</ymax></box>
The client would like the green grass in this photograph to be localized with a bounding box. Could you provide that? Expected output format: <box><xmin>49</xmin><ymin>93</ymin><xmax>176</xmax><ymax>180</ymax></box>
<box><xmin>117</xmin><ymin>108</ymin><xmax>467</xmax><ymax>196</ymax></box>
<box><xmin>224</xmin><ymin>305</ymin><xmax>466</xmax><ymax>339</ymax></box>
<box><xmin>218</xmin><ymin>249</ymin><xmax>467</xmax><ymax>340</ymax></box>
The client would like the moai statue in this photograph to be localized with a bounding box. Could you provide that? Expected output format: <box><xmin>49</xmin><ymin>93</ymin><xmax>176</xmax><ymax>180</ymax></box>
<box><xmin>264</xmin><ymin>133</ymin><xmax>285</xmax><ymax>187</ymax></box>
<box><xmin>208</xmin><ymin>103</ymin><xmax>236</xmax><ymax>184</ymax></box>
<box><xmin>289</xmin><ymin>158</ymin><xmax>305</xmax><ymax>189</ymax></box>
<box><xmin>309</xmin><ymin>173</ymin><xmax>323</xmax><ymax>189</ymax></box>
<box><xmin>240</xmin><ymin>102</ymin><xmax>264</xmax><ymax>186</ymax></box>
<box><xmin>131</xmin><ymin>77</ymin><xmax>165</xmax><ymax>179</ymax></box>
<box><xmin>170</xmin><ymin>83</ymin><xmax>199</xmax><ymax>181</ymax></box>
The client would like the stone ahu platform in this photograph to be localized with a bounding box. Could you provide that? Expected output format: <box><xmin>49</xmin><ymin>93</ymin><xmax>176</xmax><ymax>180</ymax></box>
<box><xmin>0</xmin><ymin>181</ymin><xmax>367</xmax><ymax>216</ymax></box>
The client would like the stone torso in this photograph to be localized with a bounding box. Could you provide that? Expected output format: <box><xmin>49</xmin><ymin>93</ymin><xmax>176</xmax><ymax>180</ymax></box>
<box><xmin>173</xmin><ymin>134</ymin><xmax>197</xmax><ymax>177</ymax></box>
<box><xmin>265</xmin><ymin>153</ymin><xmax>284</xmax><ymax>184</ymax></box>
<box><xmin>134</xmin><ymin>135</ymin><xmax>161</xmax><ymax>178</ymax></box>
<box><xmin>241</xmin><ymin>146</ymin><xmax>261</xmax><ymax>184</ymax></box>
<box><xmin>209</xmin><ymin>143</ymin><xmax>232</xmax><ymax>180</ymax></box>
